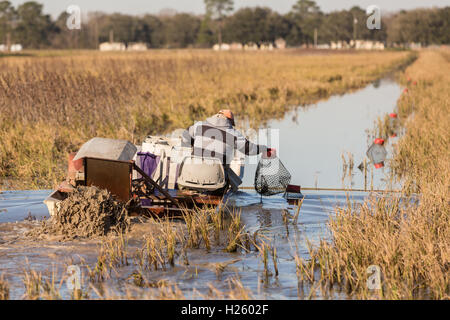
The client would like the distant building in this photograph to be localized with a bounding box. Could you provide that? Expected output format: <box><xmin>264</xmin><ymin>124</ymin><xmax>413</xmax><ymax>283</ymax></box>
<box><xmin>230</xmin><ymin>42</ymin><xmax>243</xmax><ymax>50</ymax></box>
<box><xmin>275</xmin><ymin>38</ymin><xmax>286</xmax><ymax>50</ymax></box>
<box><xmin>213</xmin><ymin>43</ymin><xmax>231</xmax><ymax>51</ymax></box>
<box><xmin>407</xmin><ymin>42</ymin><xmax>422</xmax><ymax>50</ymax></box>
<box><xmin>331</xmin><ymin>40</ymin><xmax>384</xmax><ymax>50</ymax></box>
<box><xmin>127</xmin><ymin>43</ymin><xmax>148</xmax><ymax>51</ymax></box>
<box><xmin>213</xmin><ymin>39</ymin><xmax>287</xmax><ymax>52</ymax></box>
<box><xmin>317</xmin><ymin>44</ymin><xmax>331</xmax><ymax>49</ymax></box>
<box><xmin>330</xmin><ymin>41</ymin><xmax>349</xmax><ymax>50</ymax></box>
<box><xmin>0</xmin><ymin>44</ymin><xmax>23</xmax><ymax>52</ymax></box>
<box><xmin>243</xmin><ymin>43</ymin><xmax>258</xmax><ymax>51</ymax></box>
<box><xmin>11</xmin><ymin>44</ymin><xmax>23</xmax><ymax>52</ymax></box>
<box><xmin>351</xmin><ymin>40</ymin><xmax>385</xmax><ymax>50</ymax></box>
<box><xmin>99</xmin><ymin>42</ymin><xmax>126</xmax><ymax>51</ymax></box>
<box><xmin>260</xmin><ymin>43</ymin><xmax>274</xmax><ymax>51</ymax></box>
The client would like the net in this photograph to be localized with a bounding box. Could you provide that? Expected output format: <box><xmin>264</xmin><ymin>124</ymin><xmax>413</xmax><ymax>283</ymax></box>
<box><xmin>254</xmin><ymin>156</ymin><xmax>292</xmax><ymax>196</ymax></box>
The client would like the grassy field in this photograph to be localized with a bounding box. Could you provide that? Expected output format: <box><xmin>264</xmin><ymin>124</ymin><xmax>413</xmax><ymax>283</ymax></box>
<box><xmin>296</xmin><ymin>49</ymin><xmax>449</xmax><ymax>299</ymax></box>
<box><xmin>0</xmin><ymin>49</ymin><xmax>414</xmax><ymax>189</ymax></box>
<box><xmin>0</xmin><ymin>49</ymin><xmax>448</xmax><ymax>300</ymax></box>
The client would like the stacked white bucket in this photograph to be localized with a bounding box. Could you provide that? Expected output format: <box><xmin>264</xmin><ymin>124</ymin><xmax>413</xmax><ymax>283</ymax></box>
<box><xmin>135</xmin><ymin>136</ymin><xmax>189</xmax><ymax>189</ymax></box>
<box><xmin>134</xmin><ymin>135</ymin><xmax>245</xmax><ymax>190</ymax></box>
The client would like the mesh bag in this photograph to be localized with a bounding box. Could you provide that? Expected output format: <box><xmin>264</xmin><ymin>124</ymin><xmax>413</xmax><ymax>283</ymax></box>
<box><xmin>254</xmin><ymin>156</ymin><xmax>292</xmax><ymax>196</ymax></box>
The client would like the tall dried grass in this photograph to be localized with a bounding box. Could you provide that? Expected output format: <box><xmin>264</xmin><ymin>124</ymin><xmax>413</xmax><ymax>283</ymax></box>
<box><xmin>0</xmin><ymin>274</ymin><xmax>9</xmax><ymax>300</ymax></box>
<box><xmin>296</xmin><ymin>49</ymin><xmax>449</xmax><ymax>300</ymax></box>
<box><xmin>22</xmin><ymin>267</ymin><xmax>63</xmax><ymax>300</ymax></box>
<box><xmin>0</xmin><ymin>50</ymin><xmax>414</xmax><ymax>189</ymax></box>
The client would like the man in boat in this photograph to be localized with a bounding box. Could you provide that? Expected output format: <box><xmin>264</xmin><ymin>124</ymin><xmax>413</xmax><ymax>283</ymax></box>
<box><xmin>181</xmin><ymin>110</ymin><xmax>275</xmax><ymax>193</ymax></box>
<box><xmin>182</xmin><ymin>109</ymin><xmax>274</xmax><ymax>163</ymax></box>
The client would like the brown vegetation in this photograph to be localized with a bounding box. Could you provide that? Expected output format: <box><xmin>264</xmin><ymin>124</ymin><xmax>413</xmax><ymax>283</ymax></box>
<box><xmin>296</xmin><ymin>49</ymin><xmax>449</xmax><ymax>299</ymax></box>
<box><xmin>0</xmin><ymin>50</ymin><xmax>414</xmax><ymax>189</ymax></box>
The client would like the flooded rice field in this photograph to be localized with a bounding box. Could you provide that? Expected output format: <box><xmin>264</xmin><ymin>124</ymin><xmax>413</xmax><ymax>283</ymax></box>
<box><xmin>0</xmin><ymin>78</ymin><xmax>403</xmax><ymax>299</ymax></box>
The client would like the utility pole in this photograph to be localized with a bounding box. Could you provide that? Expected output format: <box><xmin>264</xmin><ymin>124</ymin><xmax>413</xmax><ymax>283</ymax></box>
<box><xmin>218</xmin><ymin>19</ymin><xmax>223</xmax><ymax>47</ymax></box>
<box><xmin>353</xmin><ymin>16</ymin><xmax>358</xmax><ymax>48</ymax></box>
<box><xmin>6</xmin><ymin>32</ymin><xmax>11</xmax><ymax>52</ymax></box>
<box><xmin>5</xmin><ymin>17</ymin><xmax>15</xmax><ymax>52</ymax></box>
<box><xmin>75</xmin><ymin>30</ymin><xmax>79</xmax><ymax>49</ymax></box>
<box><xmin>109</xmin><ymin>29</ymin><xmax>114</xmax><ymax>43</ymax></box>
<box><xmin>314</xmin><ymin>28</ymin><xmax>318</xmax><ymax>48</ymax></box>
<box><xmin>94</xmin><ymin>18</ymin><xmax>99</xmax><ymax>49</ymax></box>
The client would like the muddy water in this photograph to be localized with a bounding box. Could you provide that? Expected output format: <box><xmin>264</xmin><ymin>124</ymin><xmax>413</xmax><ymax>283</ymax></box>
<box><xmin>0</xmin><ymin>78</ymin><xmax>402</xmax><ymax>300</ymax></box>
<box><xmin>0</xmin><ymin>190</ymin><xmax>51</xmax><ymax>223</ymax></box>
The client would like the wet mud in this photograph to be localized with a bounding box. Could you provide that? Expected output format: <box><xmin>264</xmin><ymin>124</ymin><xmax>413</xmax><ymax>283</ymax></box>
<box><xmin>26</xmin><ymin>187</ymin><xmax>129</xmax><ymax>241</ymax></box>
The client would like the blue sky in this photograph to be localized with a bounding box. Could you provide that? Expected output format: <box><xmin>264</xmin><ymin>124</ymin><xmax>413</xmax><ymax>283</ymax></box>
<box><xmin>9</xmin><ymin>0</ymin><xmax>450</xmax><ymax>17</ymax></box>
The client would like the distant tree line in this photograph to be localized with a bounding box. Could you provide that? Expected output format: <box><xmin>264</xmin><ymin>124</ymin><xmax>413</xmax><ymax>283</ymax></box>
<box><xmin>0</xmin><ymin>0</ymin><xmax>449</xmax><ymax>49</ymax></box>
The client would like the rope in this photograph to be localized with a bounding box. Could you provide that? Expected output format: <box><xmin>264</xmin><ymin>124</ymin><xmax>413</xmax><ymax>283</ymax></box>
<box><xmin>238</xmin><ymin>186</ymin><xmax>403</xmax><ymax>193</ymax></box>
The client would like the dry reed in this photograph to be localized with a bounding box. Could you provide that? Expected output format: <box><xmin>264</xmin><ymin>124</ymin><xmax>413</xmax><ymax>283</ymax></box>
<box><xmin>0</xmin><ymin>50</ymin><xmax>414</xmax><ymax>189</ymax></box>
<box><xmin>295</xmin><ymin>49</ymin><xmax>449</xmax><ymax>300</ymax></box>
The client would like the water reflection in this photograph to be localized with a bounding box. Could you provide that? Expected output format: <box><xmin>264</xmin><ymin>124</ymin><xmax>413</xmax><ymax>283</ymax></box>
<box><xmin>242</xmin><ymin>78</ymin><xmax>402</xmax><ymax>191</ymax></box>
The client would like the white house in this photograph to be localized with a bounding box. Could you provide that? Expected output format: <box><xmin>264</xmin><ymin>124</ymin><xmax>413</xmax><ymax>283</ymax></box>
<box><xmin>0</xmin><ymin>44</ymin><xmax>23</xmax><ymax>52</ymax></box>
<box><xmin>317</xmin><ymin>44</ymin><xmax>331</xmax><ymax>49</ymax></box>
<box><xmin>99</xmin><ymin>42</ymin><xmax>126</xmax><ymax>51</ymax></box>
<box><xmin>275</xmin><ymin>38</ymin><xmax>286</xmax><ymax>50</ymax></box>
<box><xmin>243</xmin><ymin>43</ymin><xmax>258</xmax><ymax>51</ymax></box>
<box><xmin>127</xmin><ymin>42</ymin><xmax>148</xmax><ymax>51</ymax></box>
<box><xmin>260</xmin><ymin>43</ymin><xmax>274</xmax><ymax>51</ymax></box>
<box><xmin>230</xmin><ymin>42</ymin><xmax>243</xmax><ymax>50</ymax></box>
<box><xmin>213</xmin><ymin>38</ymin><xmax>287</xmax><ymax>52</ymax></box>
<box><xmin>352</xmin><ymin>40</ymin><xmax>385</xmax><ymax>50</ymax></box>
<box><xmin>213</xmin><ymin>43</ymin><xmax>231</xmax><ymax>51</ymax></box>
<box><xmin>11</xmin><ymin>44</ymin><xmax>23</xmax><ymax>52</ymax></box>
